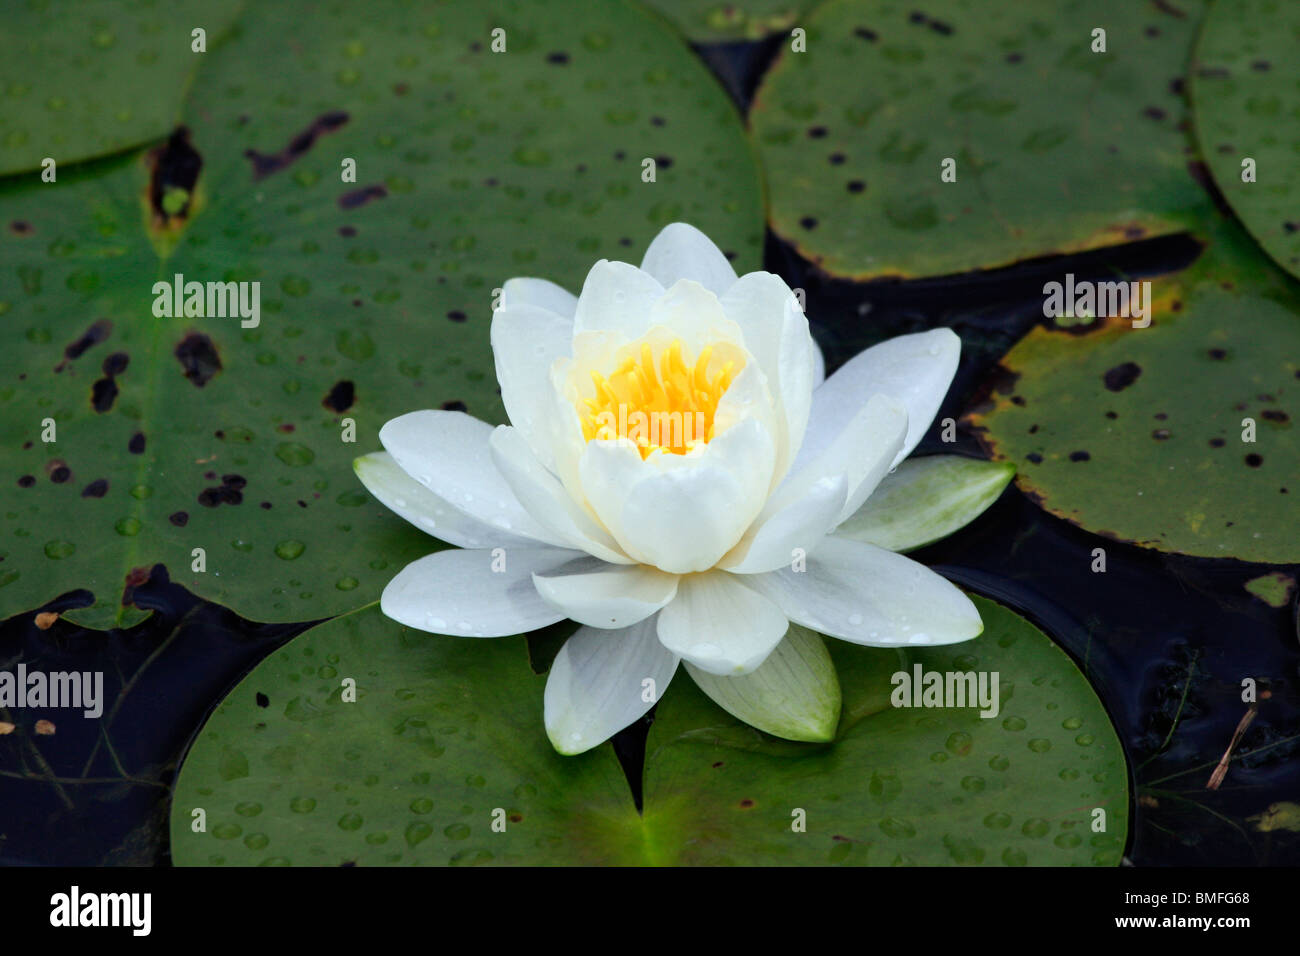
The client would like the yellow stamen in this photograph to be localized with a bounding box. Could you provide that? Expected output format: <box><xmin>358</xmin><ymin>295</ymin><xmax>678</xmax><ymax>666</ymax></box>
<box><xmin>577</xmin><ymin>337</ymin><xmax>744</xmax><ymax>459</ymax></box>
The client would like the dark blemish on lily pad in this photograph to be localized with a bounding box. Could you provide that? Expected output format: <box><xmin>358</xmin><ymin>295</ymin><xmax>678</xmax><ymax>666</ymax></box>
<box><xmin>10</xmin><ymin>220</ymin><xmax>33</xmax><ymax>235</ymax></box>
<box><xmin>169</xmin><ymin>511</ymin><xmax>189</xmax><ymax>526</ymax></box>
<box><xmin>102</xmin><ymin>351</ymin><xmax>129</xmax><ymax>376</ymax></box>
<box><xmin>854</xmin><ymin>27</ymin><xmax>878</xmax><ymax>42</ymax></box>
<box><xmin>1026</xmin><ymin>453</ymin><xmax>1043</xmax><ymax>464</ymax></box>
<box><xmin>128</xmin><ymin>432</ymin><xmax>146</xmax><ymax>454</ymax></box>
<box><xmin>90</xmin><ymin>377</ymin><xmax>118</xmax><ymax>412</ymax></box>
<box><xmin>446</xmin><ymin>310</ymin><xmax>467</xmax><ymax>323</ymax></box>
<box><xmin>655</xmin><ymin>155</ymin><xmax>674</xmax><ymax>169</ymax></box>
<box><xmin>81</xmin><ymin>478</ymin><xmax>108</xmax><ymax>498</ymax></box>
<box><xmin>800</xmin><ymin>216</ymin><xmax>818</xmax><ymax>230</ymax></box>
<box><xmin>147</xmin><ymin>127</ymin><xmax>202</xmax><ymax>222</ymax></box>
<box><xmin>323</xmin><ymin>380</ymin><xmax>356</xmax><ymax>413</ymax></box>
<box><xmin>59</xmin><ymin>318</ymin><xmax>112</xmax><ymax>368</ymax></box>
<box><xmin>1152</xmin><ymin>429</ymin><xmax>1171</xmax><ymax>440</ymax></box>
<box><xmin>1208</xmin><ymin>348</ymin><xmax>1227</xmax><ymax>359</ymax></box>
<box><xmin>1209</xmin><ymin>437</ymin><xmax>1225</xmax><ymax>447</ymax></box>
<box><xmin>829</xmin><ymin>152</ymin><xmax>846</xmax><ymax>165</ymax></box>
<box><xmin>808</xmin><ymin>126</ymin><xmax>828</xmax><ymax>139</ymax></box>
<box><xmin>1245</xmin><ymin>454</ymin><xmax>1263</xmax><ymax>468</ymax></box>
<box><xmin>256</xmin><ymin>693</ymin><xmax>269</xmax><ymax>708</ymax></box>
<box><xmin>338</xmin><ymin>184</ymin><xmax>387</xmax><ymax>209</ymax></box>
<box><xmin>441</xmin><ymin>400</ymin><xmax>467</xmax><ymax>412</ymax></box>
<box><xmin>1103</xmin><ymin>362</ymin><xmax>1142</xmax><ymax>392</ymax></box>
<box><xmin>245</xmin><ymin>111</ymin><xmax>350</xmax><ymax>180</ymax></box>
<box><xmin>18</xmin><ymin>475</ymin><xmax>35</xmax><ymax>488</ymax></box>
<box><xmin>339</xmin><ymin>226</ymin><xmax>356</xmax><ymax>237</ymax></box>
<box><xmin>1006</xmin><ymin>52</ymin><xmax>1023</xmax><ymax>63</ymax></box>
<box><xmin>1069</xmin><ymin>450</ymin><xmax>1091</xmax><ymax>462</ymax></box>
<box><xmin>175</xmin><ymin>332</ymin><xmax>222</xmax><ymax>387</ymax></box>
<box><xmin>546</xmin><ymin>51</ymin><xmax>570</xmax><ymax>65</ymax></box>
<box><xmin>1262</xmin><ymin>410</ymin><xmax>1289</xmax><ymax>423</ymax></box>
<box><xmin>847</xmin><ymin>180</ymin><xmax>865</xmax><ymax>193</ymax></box>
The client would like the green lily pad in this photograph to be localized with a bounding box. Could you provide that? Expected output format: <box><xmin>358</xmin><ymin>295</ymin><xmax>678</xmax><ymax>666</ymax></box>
<box><xmin>966</xmin><ymin>214</ymin><xmax>1300</xmax><ymax>563</ymax></box>
<box><xmin>171</xmin><ymin>596</ymin><xmax>1126</xmax><ymax>865</ymax></box>
<box><xmin>1244</xmin><ymin>573</ymin><xmax>1294</xmax><ymax>609</ymax></box>
<box><xmin>0</xmin><ymin>0</ymin><xmax>242</xmax><ymax>176</ymax></box>
<box><xmin>750</xmin><ymin>0</ymin><xmax>1208</xmax><ymax>278</ymax></box>
<box><xmin>1190</xmin><ymin>0</ymin><xmax>1300</xmax><ymax>281</ymax></box>
<box><xmin>0</xmin><ymin>0</ymin><xmax>764</xmax><ymax>628</ymax></box>
<box><xmin>644</xmin><ymin>0</ymin><xmax>809</xmax><ymax>41</ymax></box>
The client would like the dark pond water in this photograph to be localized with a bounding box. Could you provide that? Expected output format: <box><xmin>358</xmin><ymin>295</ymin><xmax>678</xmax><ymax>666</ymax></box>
<box><xmin>1</xmin><ymin>36</ymin><xmax>1296</xmax><ymax>867</ymax></box>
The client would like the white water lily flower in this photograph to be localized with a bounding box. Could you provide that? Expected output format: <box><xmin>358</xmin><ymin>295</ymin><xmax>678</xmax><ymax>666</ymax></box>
<box><xmin>355</xmin><ymin>223</ymin><xmax>1009</xmax><ymax>755</ymax></box>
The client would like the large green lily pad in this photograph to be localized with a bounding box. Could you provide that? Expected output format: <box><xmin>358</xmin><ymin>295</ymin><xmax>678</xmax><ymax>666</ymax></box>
<box><xmin>170</xmin><ymin>596</ymin><xmax>1127</xmax><ymax>865</ymax></box>
<box><xmin>0</xmin><ymin>0</ymin><xmax>764</xmax><ymax>628</ymax></box>
<box><xmin>966</xmin><ymin>214</ymin><xmax>1300</xmax><ymax>563</ymax></box>
<box><xmin>750</xmin><ymin>0</ymin><xmax>1208</xmax><ymax>278</ymax></box>
<box><xmin>1191</xmin><ymin>0</ymin><xmax>1300</xmax><ymax>281</ymax></box>
<box><xmin>0</xmin><ymin>0</ymin><xmax>242</xmax><ymax>176</ymax></box>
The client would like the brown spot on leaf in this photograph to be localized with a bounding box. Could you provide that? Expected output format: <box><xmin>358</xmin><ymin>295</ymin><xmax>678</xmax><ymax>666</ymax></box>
<box><xmin>245</xmin><ymin>111</ymin><xmax>350</xmax><ymax>179</ymax></box>
<box><xmin>1103</xmin><ymin>362</ymin><xmax>1141</xmax><ymax>391</ymax></box>
<box><xmin>322</xmin><ymin>379</ymin><xmax>356</xmax><ymax>413</ymax></box>
<box><xmin>147</xmin><ymin>127</ymin><xmax>202</xmax><ymax>224</ymax></box>
<box><xmin>81</xmin><ymin>478</ymin><xmax>109</xmax><ymax>498</ymax></box>
<box><xmin>90</xmin><ymin>377</ymin><xmax>118</xmax><ymax>412</ymax></box>
<box><xmin>9</xmin><ymin>220</ymin><xmax>33</xmax><ymax>236</ymax></box>
<box><xmin>1069</xmin><ymin>450</ymin><xmax>1091</xmax><ymax>462</ymax></box>
<box><xmin>338</xmin><ymin>184</ymin><xmax>387</xmax><ymax>210</ymax></box>
<box><xmin>128</xmin><ymin>431</ymin><xmax>146</xmax><ymax>454</ymax></box>
<box><xmin>169</xmin><ymin>511</ymin><xmax>189</xmax><ymax>527</ymax></box>
<box><xmin>175</xmin><ymin>332</ymin><xmax>222</xmax><ymax>387</ymax></box>
<box><xmin>47</xmin><ymin>460</ymin><xmax>71</xmax><ymax>483</ymax></box>
<box><xmin>58</xmin><ymin>318</ymin><xmax>112</xmax><ymax>369</ymax></box>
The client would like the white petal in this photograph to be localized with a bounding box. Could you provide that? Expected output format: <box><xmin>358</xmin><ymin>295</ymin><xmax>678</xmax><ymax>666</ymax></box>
<box><xmin>749</xmin><ymin>536</ymin><xmax>982</xmax><ymax>647</ymax></box>
<box><xmin>533</xmin><ymin>559</ymin><xmax>679</xmax><ymax>629</ymax></box>
<box><xmin>379</xmin><ymin>410</ymin><xmax>565</xmax><ymax>547</ymax></box>
<box><xmin>544</xmin><ymin>618</ymin><xmax>679</xmax><ymax>755</ymax></box>
<box><xmin>796</xmin><ymin>328</ymin><xmax>960</xmax><ymax>472</ymax></box>
<box><xmin>719</xmin><ymin>474</ymin><xmax>847</xmax><ymax>574</ymax></box>
<box><xmin>501</xmin><ymin>277</ymin><xmax>578</xmax><ymax>319</ymax></box>
<box><xmin>836</xmin><ymin>456</ymin><xmax>1015</xmax><ymax>552</ymax></box>
<box><xmin>639</xmin><ymin>222</ymin><xmax>738</xmax><ymax>297</ymax></box>
<box><xmin>777</xmin><ymin>393</ymin><xmax>908</xmax><ymax>526</ymax></box>
<box><xmin>381</xmin><ymin>547</ymin><xmax>580</xmax><ymax>636</ymax></box>
<box><xmin>489</xmin><ymin>426</ymin><xmax>633</xmax><ymax>564</ymax></box>
<box><xmin>491</xmin><ymin>303</ymin><xmax>572</xmax><ymax>471</ymax></box>
<box><xmin>684</xmin><ymin>623</ymin><xmax>840</xmax><ymax>742</ymax></box>
<box><xmin>572</xmin><ymin>259</ymin><xmax>665</xmax><ymax>338</ymax></box>
<box><xmin>353</xmin><ymin>452</ymin><xmax>536</xmax><ymax>550</ymax></box>
<box><xmin>656</xmin><ymin>571</ymin><xmax>788</xmax><ymax>675</ymax></box>
<box><xmin>718</xmin><ymin>271</ymin><xmax>818</xmax><ymax>482</ymax></box>
<box><xmin>578</xmin><ymin>417</ymin><xmax>775</xmax><ymax>573</ymax></box>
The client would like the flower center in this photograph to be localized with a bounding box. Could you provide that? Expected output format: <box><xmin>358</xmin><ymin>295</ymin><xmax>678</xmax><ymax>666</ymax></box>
<box><xmin>578</xmin><ymin>339</ymin><xmax>741</xmax><ymax>458</ymax></box>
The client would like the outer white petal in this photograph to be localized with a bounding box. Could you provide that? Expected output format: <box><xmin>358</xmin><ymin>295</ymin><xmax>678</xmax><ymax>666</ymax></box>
<box><xmin>639</xmin><ymin>222</ymin><xmax>738</xmax><ymax>297</ymax></box>
<box><xmin>353</xmin><ymin>452</ymin><xmax>537</xmax><ymax>550</ymax></box>
<box><xmin>489</xmin><ymin>426</ymin><xmax>633</xmax><ymax>564</ymax></box>
<box><xmin>656</xmin><ymin>571</ymin><xmax>789</xmax><ymax>675</ymax></box>
<box><xmin>795</xmin><ymin>328</ymin><xmax>960</xmax><ymax>472</ymax></box>
<box><xmin>718</xmin><ymin>272</ymin><xmax>818</xmax><ymax>482</ymax></box>
<box><xmin>491</xmin><ymin>303</ymin><xmax>572</xmax><ymax>471</ymax></box>
<box><xmin>379</xmin><ymin>410</ymin><xmax>566</xmax><ymax>547</ymax></box>
<box><xmin>544</xmin><ymin>618</ymin><xmax>679</xmax><ymax>755</ymax></box>
<box><xmin>719</xmin><ymin>474</ymin><xmax>847</xmax><ymax>574</ymax></box>
<box><xmin>533</xmin><ymin>560</ymin><xmax>679</xmax><ymax>629</ymax></box>
<box><xmin>684</xmin><ymin>623</ymin><xmax>840</xmax><ymax>742</ymax></box>
<box><xmin>501</xmin><ymin>277</ymin><xmax>578</xmax><ymax>319</ymax></box>
<box><xmin>748</xmin><ymin>536</ymin><xmax>982</xmax><ymax>647</ymax></box>
<box><xmin>381</xmin><ymin>547</ymin><xmax>581</xmax><ymax>636</ymax></box>
<box><xmin>572</xmin><ymin>259</ymin><xmax>665</xmax><ymax>338</ymax></box>
<box><xmin>776</xmin><ymin>393</ymin><xmax>907</xmax><ymax>527</ymax></box>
